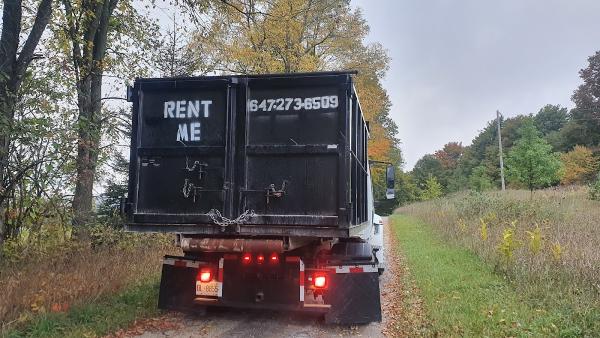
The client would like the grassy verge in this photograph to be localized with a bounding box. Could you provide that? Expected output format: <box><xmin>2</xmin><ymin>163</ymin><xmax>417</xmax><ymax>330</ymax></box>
<box><xmin>4</xmin><ymin>278</ymin><xmax>161</xmax><ymax>338</ymax></box>
<box><xmin>391</xmin><ymin>214</ymin><xmax>595</xmax><ymax>337</ymax></box>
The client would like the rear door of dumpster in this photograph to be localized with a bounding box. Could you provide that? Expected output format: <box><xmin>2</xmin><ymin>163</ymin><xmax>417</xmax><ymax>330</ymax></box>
<box><xmin>131</xmin><ymin>79</ymin><xmax>233</xmax><ymax>224</ymax></box>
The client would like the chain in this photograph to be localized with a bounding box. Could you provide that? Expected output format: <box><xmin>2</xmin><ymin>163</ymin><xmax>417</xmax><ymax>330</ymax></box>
<box><xmin>182</xmin><ymin>179</ymin><xmax>194</xmax><ymax>199</ymax></box>
<box><xmin>207</xmin><ymin>209</ymin><xmax>256</xmax><ymax>227</ymax></box>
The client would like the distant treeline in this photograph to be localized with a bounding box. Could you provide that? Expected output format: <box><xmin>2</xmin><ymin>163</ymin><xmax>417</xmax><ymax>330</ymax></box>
<box><xmin>397</xmin><ymin>50</ymin><xmax>600</xmax><ymax>204</ymax></box>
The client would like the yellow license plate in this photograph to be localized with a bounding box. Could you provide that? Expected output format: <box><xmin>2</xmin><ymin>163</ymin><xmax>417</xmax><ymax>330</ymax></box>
<box><xmin>196</xmin><ymin>281</ymin><xmax>219</xmax><ymax>297</ymax></box>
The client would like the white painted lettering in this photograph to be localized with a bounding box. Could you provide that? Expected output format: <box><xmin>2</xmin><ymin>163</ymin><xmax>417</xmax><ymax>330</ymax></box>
<box><xmin>176</xmin><ymin>100</ymin><xmax>186</xmax><ymax>118</ymax></box>
<box><xmin>201</xmin><ymin>100</ymin><xmax>212</xmax><ymax>118</ymax></box>
<box><xmin>176</xmin><ymin>123</ymin><xmax>189</xmax><ymax>141</ymax></box>
<box><xmin>188</xmin><ymin>100</ymin><xmax>200</xmax><ymax>118</ymax></box>
<box><xmin>190</xmin><ymin>122</ymin><xmax>201</xmax><ymax>141</ymax></box>
<box><xmin>164</xmin><ymin>101</ymin><xmax>175</xmax><ymax>118</ymax></box>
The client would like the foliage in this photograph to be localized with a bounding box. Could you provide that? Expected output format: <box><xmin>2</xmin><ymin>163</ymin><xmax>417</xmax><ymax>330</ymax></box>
<box><xmin>0</xmin><ymin>0</ymin><xmax>55</xmax><ymax>244</ymax></box>
<box><xmin>506</xmin><ymin>120</ymin><xmax>562</xmax><ymax>191</ymax></box>
<box><xmin>589</xmin><ymin>172</ymin><xmax>600</xmax><ymax>201</ymax></box>
<box><xmin>525</xmin><ymin>225</ymin><xmax>543</xmax><ymax>255</ymax></box>
<box><xmin>394</xmin><ymin>170</ymin><xmax>420</xmax><ymax>206</ymax></box>
<box><xmin>469</xmin><ymin>165</ymin><xmax>494</xmax><ymax>192</ymax></box>
<box><xmin>570</xmin><ymin>51</ymin><xmax>600</xmax><ymax>147</ymax></box>
<box><xmin>479</xmin><ymin>218</ymin><xmax>488</xmax><ymax>241</ymax></box>
<box><xmin>534</xmin><ymin>104</ymin><xmax>568</xmax><ymax>136</ymax></box>
<box><xmin>412</xmin><ymin>155</ymin><xmax>445</xmax><ymax>190</ymax></box>
<box><xmin>0</xmin><ymin>58</ymin><xmax>77</xmax><ymax>245</ymax></box>
<box><xmin>498</xmin><ymin>224</ymin><xmax>520</xmax><ymax>265</ymax></box>
<box><xmin>152</xmin><ymin>17</ymin><xmax>199</xmax><ymax>77</ymax></box>
<box><xmin>434</xmin><ymin>142</ymin><xmax>464</xmax><ymax>170</ymax></box>
<box><xmin>560</xmin><ymin>145</ymin><xmax>598</xmax><ymax>184</ymax></box>
<box><xmin>50</xmin><ymin>0</ymin><xmax>160</xmax><ymax>228</ymax></box>
<box><xmin>420</xmin><ymin>175</ymin><xmax>443</xmax><ymax>201</ymax></box>
<box><xmin>550</xmin><ymin>241</ymin><xmax>564</xmax><ymax>263</ymax></box>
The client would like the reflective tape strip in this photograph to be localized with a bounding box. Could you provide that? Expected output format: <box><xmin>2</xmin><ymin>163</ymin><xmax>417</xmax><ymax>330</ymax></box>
<box><xmin>327</xmin><ymin>265</ymin><xmax>378</xmax><ymax>274</ymax></box>
<box><xmin>299</xmin><ymin>259</ymin><xmax>305</xmax><ymax>302</ymax></box>
<box><xmin>163</xmin><ymin>258</ymin><xmax>200</xmax><ymax>268</ymax></box>
<box><xmin>217</xmin><ymin>258</ymin><xmax>224</xmax><ymax>298</ymax></box>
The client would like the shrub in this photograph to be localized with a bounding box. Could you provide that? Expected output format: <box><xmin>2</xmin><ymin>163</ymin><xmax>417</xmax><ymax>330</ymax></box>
<box><xmin>589</xmin><ymin>172</ymin><xmax>600</xmax><ymax>201</ymax></box>
<box><xmin>420</xmin><ymin>175</ymin><xmax>443</xmax><ymax>200</ymax></box>
<box><xmin>560</xmin><ymin>145</ymin><xmax>598</xmax><ymax>184</ymax></box>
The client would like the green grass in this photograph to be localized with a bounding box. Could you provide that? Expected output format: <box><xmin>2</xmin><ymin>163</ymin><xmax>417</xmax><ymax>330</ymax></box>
<box><xmin>3</xmin><ymin>279</ymin><xmax>161</xmax><ymax>338</ymax></box>
<box><xmin>391</xmin><ymin>214</ymin><xmax>591</xmax><ymax>337</ymax></box>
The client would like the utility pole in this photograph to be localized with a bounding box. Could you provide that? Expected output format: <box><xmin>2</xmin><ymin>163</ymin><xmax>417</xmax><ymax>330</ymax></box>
<box><xmin>497</xmin><ymin>110</ymin><xmax>506</xmax><ymax>191</ymax></box>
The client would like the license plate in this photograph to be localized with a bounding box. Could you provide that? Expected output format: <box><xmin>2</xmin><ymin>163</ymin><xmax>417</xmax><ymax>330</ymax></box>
<box><xmin>196</xmin><ymin>281</ymin><xmax>219</xmax><ymax>297</ymax></box>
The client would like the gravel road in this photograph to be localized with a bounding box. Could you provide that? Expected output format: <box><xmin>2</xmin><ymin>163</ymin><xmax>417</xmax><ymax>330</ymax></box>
<box><xmin>120</xmin><ymin>218</ymin><xmax>403</xmax><ymax>338</ymax></box>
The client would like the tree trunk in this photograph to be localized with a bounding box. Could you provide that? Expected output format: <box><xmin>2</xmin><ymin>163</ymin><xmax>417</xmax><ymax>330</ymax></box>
<box><xmin>71</xmin><ymin>74</ymin><xmax>102</xmax><ymax>228</ymax></box>
<box><xmin>0</xmin><ymin>91</ymin><xmax>17</xmax><ymax>244</ymax></box>
<box><xmin>0</xmin><ymin>0</ymin><xmax>21</xmax><ymax>244</ymax></box>
<box><xmin>69</xmin><ymin>0</ymin><xmax>117</xmax><ymax>229</ymax></box>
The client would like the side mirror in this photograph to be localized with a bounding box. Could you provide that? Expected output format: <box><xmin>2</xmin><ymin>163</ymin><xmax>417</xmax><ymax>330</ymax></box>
<box><xmin>385</xmin><ymin>165</ymin><xmax>395</xmax><ymax>199</ymax></box>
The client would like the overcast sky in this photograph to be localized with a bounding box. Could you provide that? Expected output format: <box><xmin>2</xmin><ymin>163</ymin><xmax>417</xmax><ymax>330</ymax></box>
<box><xmin>352</xmin><ymin>0</ymin><xmax>600</xmax><ymax>169</ymax></box>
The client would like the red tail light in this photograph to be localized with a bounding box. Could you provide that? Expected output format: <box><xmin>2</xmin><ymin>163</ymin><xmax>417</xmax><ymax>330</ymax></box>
<box><xmin>313</xmin><ymin>274</ymin><xmax>327</xmax><ymax>288</ymax></box>
<box><xmin>269</xmin><ymin>253</ymin><xmax>279</xmax><ymax>263</ymax></box>
<box><xmin>198</xmin><ymin>268</ymin><xmax>213</xmax><ymax>283</ymax></box>
<box><xmin>257</xmin><ymin>254</ymin><xmax>265</xmax><ymax>264</ymax></box>
<box><xmin>242</xmin><ymin>253</ymin><xmax>252</xmax><ymax>264</ymax></box>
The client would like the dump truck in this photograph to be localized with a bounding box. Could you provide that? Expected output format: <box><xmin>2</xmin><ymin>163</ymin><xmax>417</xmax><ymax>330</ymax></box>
<box><xmin>122</xmin><ymin>71</ymin><xmax>395</xmax><ymax>324</ymax></box>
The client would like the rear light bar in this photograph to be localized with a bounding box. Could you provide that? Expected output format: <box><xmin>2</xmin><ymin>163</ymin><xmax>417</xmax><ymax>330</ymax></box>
<box><xmin>240</xmin><ymin>253</ymin><xmax>280</xmax><ymax>264</ymax></box>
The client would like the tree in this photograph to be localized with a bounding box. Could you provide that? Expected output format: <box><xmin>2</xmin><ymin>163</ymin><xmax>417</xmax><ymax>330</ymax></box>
<box><xmin>534</xmin><ymin>104</ymin><xmax>568</xmax><ymax>136</ymax></box>
<box><xmin>395</xmin><ymin>171</ymin><xmax>419</xmax><ymax>205</ymax></box>
<box><xmin>506</xmin><ymin>120</ymin><xmax>562</xmax><ymax>192</ymax></box>
<box><xmin>569</xmin><ymin>51</ymin><xmax>600</xmax><ymax>147</ymax></box>
<box><xmin>58</xmin><ymin>0</ymin><xmax>120</xmax><ymax>228</ymax></box>
<box><xmin>469</xmin><ymin>165</ymin><xmax>493</xmax><ymax>192</ymax></box>
<box><xmin>420</xmin><ymin>175</ymin><xmax>443</xmax><ymax>201</ymax></box>
<box><xmin>434</xmin><ymin>142</ymin><xmax>463</xmax><ymax>170</ymax></box>
<box><xmin>411</xmin><ymin>154</ymin><xmax>445</xmax><ymax>190</ymax></box>
<box><xmin>153</xmin><ymin>15</ymin><xmax>199</xmax><ymax>77</ymax></box>
<box><xmin>0</xmin><ymin>0</ymin><xmax>54</xmax><ymax>243</ymax></box>
<box><xmin>57</xmin><ymin>0</ymin><xmax>159</xmax><ymax>229</ymax></box>
<box><xmin>1</xmin><ymin>59</ymin><xmax>76</xmax><ymax>242</ymax></box>
<box><xmin>560</xmin><ymin>145</ymin><xmax>598</xmax><ymax>185</ymax></box>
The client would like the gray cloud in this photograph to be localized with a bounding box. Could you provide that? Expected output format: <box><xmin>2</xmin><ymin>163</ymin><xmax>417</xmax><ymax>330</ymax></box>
<box><xmin>353</xmin><ymin>0</ymin><xmax>600</xmax><ymax>169</ymax></box>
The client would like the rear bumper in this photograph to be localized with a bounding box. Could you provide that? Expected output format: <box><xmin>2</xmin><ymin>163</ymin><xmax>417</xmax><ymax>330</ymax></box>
<box><xmin>192</xmin><ymin>298</ymin><xmax>331</xmax><ymax>313</ymax></box>
<box><xmin>158</xmin><ymin>255</ymin><xmax>381</xmax><ymax>324</ymax></box>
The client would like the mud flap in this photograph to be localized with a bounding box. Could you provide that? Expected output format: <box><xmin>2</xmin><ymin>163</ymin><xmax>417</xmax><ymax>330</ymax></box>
<box><xmin>157</xmin><ymin>260</ymin><xmax>199</xmax><ymax>312</ymax></box>
<box><xmin>323</xmin><ymin>271</ymin><xmax>381</xmax><ymax>324</ymax></box>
